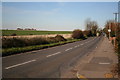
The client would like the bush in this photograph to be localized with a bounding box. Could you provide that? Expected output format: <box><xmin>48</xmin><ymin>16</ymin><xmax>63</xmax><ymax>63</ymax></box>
<box><xmin>2</xmin><ymin>37</ymin><xmax>25</xmax><ymax>48</ymax></box>
<box><xmin>11</xmin><ymin>33</ymin><xmax>17</xmax><ymax>36</ymax></box>
<box><xmin>72</xmin><ymin>29</ymin><xmax>85</xmax><ymax>39</ymax></box>
<box><xmin>116</xmin><ymin>24</ymin><xmax>120</xmax><ymax>77</ymax></box>
<box><xmin>54</xmin><ymin>35</ymin><xmax>67</xmax><ymax>41</ymax></box>
<box><xmin>2</xmin><ymin>39</ymin><xmax>81</xmax><ymax>56</ymax></box>
<box><xmin>111</xmin><ymin>31</ymin><xmax>115</xmax><ymax>37</ymax></box>
<box><xmin>116</xmin><ymin>25</ymin><xmax>120</xmax><ymax>54</ymax></box>
<box><xmin>2</xmin><ymin>35</ymin><xmax>66</xmax><ymax>49</ymax></box>
<box><xmin>83</xmin><ymin>30</ymin><xmax>93</xmax><ymax>37</ymax></box>
<box><xmin>2</xmin><ymin>37</ymin><xmax>49</xmax><ymax>49</ymax></box>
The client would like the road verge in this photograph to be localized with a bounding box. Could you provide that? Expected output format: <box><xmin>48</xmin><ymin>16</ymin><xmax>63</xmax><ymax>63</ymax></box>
<box><xmin>2</xmin><ymin>39</ymin><xmax>81</xmax><ymax>57</ymax></box>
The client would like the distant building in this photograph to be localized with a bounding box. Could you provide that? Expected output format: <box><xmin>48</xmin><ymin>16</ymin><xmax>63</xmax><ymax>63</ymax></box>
<box><xmin>17</xmin><ymin>28</ymin><xmax>23</xmax><ymax>30</ymax></box>
<box><xmin>24</xmin><ymin>28</ymin><xmax>36</xmax><ymax>31</ymax></box>
<box><xmin>17</xmin><ymin>28</ymin><xmax>37</xmax><ymax>31</ymax></box>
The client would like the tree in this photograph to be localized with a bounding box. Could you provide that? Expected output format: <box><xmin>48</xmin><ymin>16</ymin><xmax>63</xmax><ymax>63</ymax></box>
<box><xmin>103</xmin><ymin>20</ymin><xmax>116</xmax><ymax>37</ymax></box>
<box><xmin>85</xmin><ymin>18</ymin><xmax>91</xmax><ymax>30</ymax></box>
<box><xmin>85</xmin><ymin>18</ymin><xmax>98</xmax><ymax>36</ymax></box>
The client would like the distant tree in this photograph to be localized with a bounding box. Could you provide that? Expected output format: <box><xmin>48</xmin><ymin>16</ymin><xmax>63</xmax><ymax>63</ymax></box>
<box><xmin>85</xmin><ymin>18</ymin><xmax>91</xmax><ymax>30</ymax></box>
<box><xmin>103</xmin><ymin>20</ymin><xmax>116</xmax><ymax>37</ymax></box>
<box><xmin>85</xmin><ymin>18</ymin><xmax>98</xmax><ymax>36</ymax></box>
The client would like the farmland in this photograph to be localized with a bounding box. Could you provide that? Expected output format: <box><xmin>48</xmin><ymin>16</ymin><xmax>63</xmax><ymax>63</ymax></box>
<box><xmin>2</xmin><ymin>30</ymin><xmax>72</xmax><ymax>36</ymax></box>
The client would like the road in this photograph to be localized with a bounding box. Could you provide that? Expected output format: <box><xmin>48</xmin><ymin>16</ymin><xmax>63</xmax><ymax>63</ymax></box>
<box><xmin>2</xmin><ymin>36</ymin><xmax>102</xmax><ymax>78</ymax></box>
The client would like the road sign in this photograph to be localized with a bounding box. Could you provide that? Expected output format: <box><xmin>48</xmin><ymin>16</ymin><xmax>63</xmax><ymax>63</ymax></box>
<box><xmin>108</xmin><ymin>29</ymin><xmax>111</xmax><ymax>32</ymax></box>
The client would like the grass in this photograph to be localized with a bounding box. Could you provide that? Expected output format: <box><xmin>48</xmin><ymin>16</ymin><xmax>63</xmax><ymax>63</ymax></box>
<box><xmin>2</xmin><ymin>30</ymin><xmax>72</xmax><ymax>36</ymax></box>
<box><xmin>2</xmin><ymin>39</ymin><xmax>81</xmax><ymax>57</ymax></box>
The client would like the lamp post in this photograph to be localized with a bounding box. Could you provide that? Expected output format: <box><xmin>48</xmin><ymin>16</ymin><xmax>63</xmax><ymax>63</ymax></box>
<box><xmin>108</xmin><ymin>23</ymin><xmax>111</xmax><ymax>40</ymax></box>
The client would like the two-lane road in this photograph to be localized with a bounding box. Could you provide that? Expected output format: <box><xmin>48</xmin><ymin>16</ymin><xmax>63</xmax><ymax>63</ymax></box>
<box><xmin>2</xmin><ymin>36</ymin><xmax>103</xmax><ymax>78</ymax></box>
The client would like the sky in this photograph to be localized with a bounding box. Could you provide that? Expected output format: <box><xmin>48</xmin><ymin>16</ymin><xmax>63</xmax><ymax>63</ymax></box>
<box><xmin>2</xmin><ymin>2</ymin><xmax>118</xmax><ymax>31</ymax></box>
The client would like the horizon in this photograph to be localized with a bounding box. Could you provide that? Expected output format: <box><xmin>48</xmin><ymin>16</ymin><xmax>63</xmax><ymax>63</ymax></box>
<box><xmin>2</xmin><ymin>2</ymin><xmax>118</xmax><ymax>31</ymax></box>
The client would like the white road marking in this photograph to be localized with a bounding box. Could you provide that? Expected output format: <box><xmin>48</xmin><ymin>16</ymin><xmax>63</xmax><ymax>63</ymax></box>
<box><xmin>5</xmin><ymin>59</ymin><xmax>36</xmax><ymax>69</ymax></box>
<box><xmin>46</xmin><ymin>52</ymin><xmax>61</xmax><ymax>57</ymax></box>
<box><xmin>74</xmin><ymin>46</ymin><xmax>78</xmax><ymax>48</ymax></box>
<box><xmin>65</xmin><ymin>48</ymin><xmax>73</xmax><ymax>51</ymax></box>
<box><xmin>99</xmin><ymin>63</ymin><xmax>110</xmax><ymax>64</ymax></box>
<box><xmin>80</xmin><ymin>43</ymin><xmax>84</xmax><ymax>45</ymax></box>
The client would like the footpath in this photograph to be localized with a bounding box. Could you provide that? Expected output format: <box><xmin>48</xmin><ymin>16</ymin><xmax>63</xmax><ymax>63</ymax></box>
<box><xmin>63</xmin><ymin>36</ymin><xmax>118</xmax><ymax>78</ymax></box>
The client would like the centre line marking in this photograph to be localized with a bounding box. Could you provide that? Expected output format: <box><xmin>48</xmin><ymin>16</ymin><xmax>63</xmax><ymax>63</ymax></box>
<box><xmin>99</xmin><ymin>63</ymin><xmax>110</xmax><ymax>64</ymax></box>
<box><xmin>5</xmin><ymin>59</ymin><xmax>36</xmax><ymax>69</ymax></box>
<box><xmin>74</xmin><ymin>46</ymin><xmax>78</xmax><ymax>48</ymax></box>
<box><xmin>80</xmin><ymin>44</ymin><xmax>84</xmax><ymax>45</ymax></box>
<box><xmin>46</xmin><ymin>52</ymin><xmax>61</xmax><ymax>57</ymax></box>
<box><xmin>65</xmin><ymin>48</ymin><xmax>73</xmax><ymax>51</ymax></box>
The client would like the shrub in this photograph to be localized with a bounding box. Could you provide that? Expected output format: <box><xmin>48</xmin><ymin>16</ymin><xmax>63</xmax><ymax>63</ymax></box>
<box><xmin>2</xmin><ymin>35</ymin><xmax>66</xmax><ymax>49</ymax></box>
<box><xmin>116</xmin><ymin>23</ymin><xmax>120</xmax><ymax>77</ymax></box>
<box><xmin>111</xmin><ymin>31</ymin><xmax>115</xmax><ymax>37</ymax></box>
<box><xmin>72</xmin><ymin>29</ymin><xmax>84</xmax><ymax>39</ymax></box>
<box><xmin>11</xmin><ymin>33</ymin><xmax>17</xmax><ymax>36</ymax></box>
<box><xmin>54</xmin><ymin>35</ymin><xmax>67</xmax><ymax>41</ymax></box>
<box><xmin>116</xmin><ymin>25</ymin><xmax>120</xmax><ymax>54</ymax></box>
<box><xmin>83</xmin><ymin>30</ymin><xmax>93</xmax><ymax>37</ymax></box>
<box><xmin>2</xmin><ymin>37</ymin><xmax>49</xmax><ymax>49</ymax></box>
<box><xmin>2</xmin><ymin>37</ymin><xmax>25</xmax><ymax>48</ymax></box>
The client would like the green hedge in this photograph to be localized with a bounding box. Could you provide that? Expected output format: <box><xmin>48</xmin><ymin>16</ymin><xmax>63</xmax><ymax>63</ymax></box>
<box><xmin>2</xmin><ymin>39</ymin><xmax>81</xmax><ymax>57</ymax></box>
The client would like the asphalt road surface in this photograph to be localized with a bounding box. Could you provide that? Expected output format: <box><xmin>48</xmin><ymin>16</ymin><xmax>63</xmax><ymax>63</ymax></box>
<box><xmin>2</xmin><ymin>36</ymin><xmax>102</xmax><ymax>78</ymax></box>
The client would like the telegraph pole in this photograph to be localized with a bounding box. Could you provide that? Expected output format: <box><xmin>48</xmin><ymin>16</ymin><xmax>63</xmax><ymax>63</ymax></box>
<box><xmin>113</xmin><ymin>13</ymin><xmax>119</xmax><ymax>22</ymax></box>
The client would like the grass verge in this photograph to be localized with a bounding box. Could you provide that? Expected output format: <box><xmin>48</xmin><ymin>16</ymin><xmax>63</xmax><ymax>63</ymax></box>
<box><xmin>2</xmin><ymin>39</ymin><xmax>81</xmax><ymax>57</ymax></box>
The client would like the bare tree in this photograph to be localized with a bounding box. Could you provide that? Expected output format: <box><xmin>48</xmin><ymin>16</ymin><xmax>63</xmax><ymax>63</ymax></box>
<box><xmin>85</xmin><ymin>18</ymin><xmax>91</xmax><ymax>30</ymax></box>
<box><xmin>85</xmin><ymin>18</ymin><xmax>98</xmax><ymax>36</ymax></box>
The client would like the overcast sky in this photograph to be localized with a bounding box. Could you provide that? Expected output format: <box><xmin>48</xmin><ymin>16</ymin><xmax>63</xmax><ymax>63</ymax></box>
<box><xmin>2</xmin><ymin>2</ymin><xmax>118</xmax><ymax>31</ymax></box>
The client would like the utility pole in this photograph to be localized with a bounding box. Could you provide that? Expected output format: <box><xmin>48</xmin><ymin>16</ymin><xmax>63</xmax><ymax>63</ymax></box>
<box><xmin>113</xmin><ymin>13</ymin><xmax>119</xmax><ymax>22</ymax></box>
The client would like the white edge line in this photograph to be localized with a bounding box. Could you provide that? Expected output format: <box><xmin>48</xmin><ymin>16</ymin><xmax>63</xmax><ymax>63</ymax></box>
<box><xmin>5</xmin><ymin>59</ymin><xmax>36</xmax><ymax>69</ymax></box>
<box><xmin>99</xmin><ymin>63</ymin><xmax>110</xmax><ymax>64</ymax></box>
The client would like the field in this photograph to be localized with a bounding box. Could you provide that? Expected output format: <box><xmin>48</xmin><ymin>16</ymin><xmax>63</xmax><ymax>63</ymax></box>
<box><xmin>2</xmin><ymin>30</ymin><xmax>72</xmax><ymax>36</ymax></box>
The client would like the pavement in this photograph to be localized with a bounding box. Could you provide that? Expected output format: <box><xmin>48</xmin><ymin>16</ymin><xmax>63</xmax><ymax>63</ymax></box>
<box><xmin>62</xmin><ymin>36</ymin><xmax>118</xmax><ymax>78</ymax></box>
<box><xmin>2</xmin><ymin>36</ymin><xmax>102</xmax><ymax>78</ymax></box>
